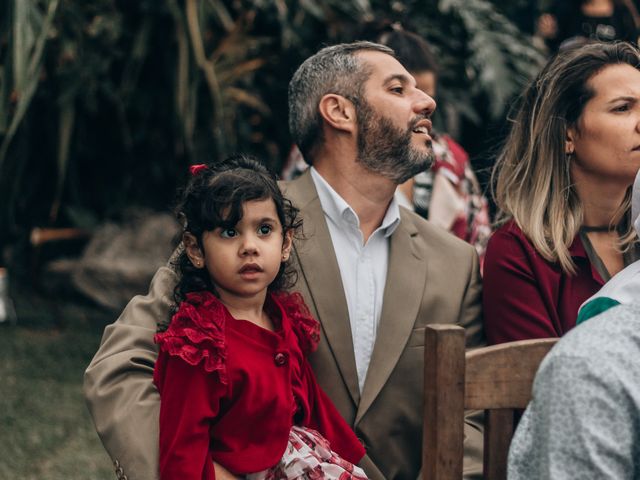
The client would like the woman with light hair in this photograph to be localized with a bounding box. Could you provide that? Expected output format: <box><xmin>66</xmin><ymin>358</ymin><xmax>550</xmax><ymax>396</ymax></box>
<box><xmin>483</xmin><ymin>41</ymin><xmax>640</xmax><ymax>344</ymax></box>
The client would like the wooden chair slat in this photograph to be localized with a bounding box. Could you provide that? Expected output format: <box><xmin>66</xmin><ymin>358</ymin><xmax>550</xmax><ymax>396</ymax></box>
<box><xmin>465</xmin><ymin>339</ymin><xmax>557</xmax><ymax>409</ymax></box>
<box><xmin>423</xmin><ymin>325</ymin><xmax>465</xmax><ymax>480</ymax></box>
<box><xmin>483</xmin><ymin>409</ymin><xmax>514</xmax><ymax>480</ymax></box>
<box><xmin>422</xmin><ymin>325</ymin><xmax>557</xmax><ymax>479</ymax></box>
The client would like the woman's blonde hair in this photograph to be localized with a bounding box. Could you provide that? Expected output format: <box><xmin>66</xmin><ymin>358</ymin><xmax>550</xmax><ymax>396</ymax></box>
<box><xmin>492</xmin><ymin>42</ymin><xmax>640</xmax><ymax>274</ymax></box>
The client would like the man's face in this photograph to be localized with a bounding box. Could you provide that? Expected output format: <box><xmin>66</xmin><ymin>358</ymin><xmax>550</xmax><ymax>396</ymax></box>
<box><xmin>354</xmin><ymin>51</ymin><xmax>436</xmax><ymax>184</ymax></box>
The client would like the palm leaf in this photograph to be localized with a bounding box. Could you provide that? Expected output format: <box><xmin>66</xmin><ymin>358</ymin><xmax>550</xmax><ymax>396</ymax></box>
<box><xmin>0</xmin><ymin>0</ymin><xmax>59</xmax><ymax>174</ymax></box>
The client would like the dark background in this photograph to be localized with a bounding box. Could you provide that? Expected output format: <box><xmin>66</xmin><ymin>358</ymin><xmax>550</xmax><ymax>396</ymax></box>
<box><xmin>1</xmin><ymin>0</ymin><xmax>546</xmax><ymax>267</ymax></box>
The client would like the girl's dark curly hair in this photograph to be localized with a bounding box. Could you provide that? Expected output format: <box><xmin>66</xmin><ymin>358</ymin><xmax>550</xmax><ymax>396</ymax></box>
<box><xmin>172</xmin><ymin>154</ymin><xmax>302</xmax><ymax>306</ymax></box>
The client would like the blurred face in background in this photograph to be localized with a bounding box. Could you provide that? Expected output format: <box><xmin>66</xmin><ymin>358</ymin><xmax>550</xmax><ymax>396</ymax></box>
<box><xmin>413</xmin><ymin>70</ymin><xmax>437</xmax><ymax>98</ymax></box>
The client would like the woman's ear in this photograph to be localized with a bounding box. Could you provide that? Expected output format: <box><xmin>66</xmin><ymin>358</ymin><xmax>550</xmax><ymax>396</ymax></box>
<box><xmin>565</xmin><ymin>127</ymin><xmax>576</xmax><ymax>155</ymax></box>
<box><xmin>281</xmin><ymin>230</ymin><xmax>293</xmax><ymax>262</ymax></box>
<box><xmin>183</xmin><ymin>232</ymin><xmax>205</xmax><ymax>268</ymax></box>
<box><xmin>318</xmin><ymin>93</ymin><xmax>357</xmax><ymax>134</ymax></box>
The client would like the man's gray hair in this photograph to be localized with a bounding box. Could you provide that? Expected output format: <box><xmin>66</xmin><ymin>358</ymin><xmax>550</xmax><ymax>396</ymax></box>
<box><xmin>288</xmin><ymin>41</ymin><xmax>395</xmax><ymax>164</ymax></box>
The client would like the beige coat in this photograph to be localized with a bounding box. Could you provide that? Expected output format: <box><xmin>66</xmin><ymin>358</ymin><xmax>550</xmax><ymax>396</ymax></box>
<box><xmin>84</xmin><ymin>169</ymin><xmax>485</xmax><ymax>480</ymax></box>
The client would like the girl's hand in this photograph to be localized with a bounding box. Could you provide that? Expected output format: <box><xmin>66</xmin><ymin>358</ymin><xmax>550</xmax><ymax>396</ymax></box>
<box><xmin>214</xmin><ymin>461</ymin><xmax>241</xmax><ymax>480</ymax></box>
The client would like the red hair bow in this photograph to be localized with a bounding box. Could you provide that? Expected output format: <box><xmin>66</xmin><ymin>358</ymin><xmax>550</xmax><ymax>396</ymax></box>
<box><xmin>189</xmin><ymin>164</ymin><xmax>207</xmax><ymax>176</ymax></box>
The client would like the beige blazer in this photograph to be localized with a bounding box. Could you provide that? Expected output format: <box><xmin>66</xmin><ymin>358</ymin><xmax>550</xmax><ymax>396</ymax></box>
<box><xmin>84</xmin><ymin>169</ymin><xmax>485</xmax><ymax>480</ymax></box>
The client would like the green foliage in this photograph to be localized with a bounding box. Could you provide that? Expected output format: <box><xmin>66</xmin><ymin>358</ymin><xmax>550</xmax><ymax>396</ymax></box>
<box><xmin>438</xmin><ymin>0</ymin><xmax>545</xmax><ymax>119</ymax></box>
<box><xmin>0</xmin><ymin>0</ymin><xmax>543</xmax><ymax>250</ymax></box>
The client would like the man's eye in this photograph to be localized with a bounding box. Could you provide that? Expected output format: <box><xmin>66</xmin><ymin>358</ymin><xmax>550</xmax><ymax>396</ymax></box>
<box><xmin>258</xmin><ymin>224</ymin><xmax>272</xmax><ymax>235</ymax></box>
<box><xmin>220</xmin><ymin>228</ymin><xmax>237</xmax><ymax>238</ymax></box>
<box><xmin>391</xmin><ymin>86</ymin><xmax>404</xmax><ymax>94</ymax></box>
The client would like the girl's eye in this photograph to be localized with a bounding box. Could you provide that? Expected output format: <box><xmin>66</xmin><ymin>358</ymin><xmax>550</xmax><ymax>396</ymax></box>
<box><xmin>220</xmin><ymin>228</ymin><xmax>237</xmax><ymax>238</ymax></box>
<box><xmin>613</xmin><ymin>104</ymin><xmax>630</xmax><ymax>112</ymax></box>
<box><xmin>258</xmin><ymin>224</ymin><xmax>272</xmax><ymax>235</ymax></box>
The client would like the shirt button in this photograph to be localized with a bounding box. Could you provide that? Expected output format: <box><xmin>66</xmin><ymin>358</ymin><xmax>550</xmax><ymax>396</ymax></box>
<box><xmin>274</xmin><ymin>352</ymin><xmax>288</xmax><ymax>366</ymax></box>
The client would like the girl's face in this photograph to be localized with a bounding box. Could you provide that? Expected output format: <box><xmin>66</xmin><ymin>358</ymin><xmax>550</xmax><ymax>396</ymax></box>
<box><xmin>186</xmin><ymin>198</ymin><xmax>292</xmax><ymax>304</ymax></box>
<box><xmin>568</xmin><ymin>63</ymin><xmax>640</xmax><ymax>188</ymax></box>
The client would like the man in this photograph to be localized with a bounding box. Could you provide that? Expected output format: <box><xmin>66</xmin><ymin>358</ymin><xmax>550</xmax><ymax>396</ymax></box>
<box><xmin>84</xmin><ymin>41</ymin><xmax>484</xmax><ymax>480</ymax></box>
<box><xmin>508</xmin><ymin>303</ymin><xmax>640</xmax><ymax>478</ymax></box>
<box><xmin>372</xmin><ymin>27</ymin><xmax>491</xmax><ymax>265</ymax></box>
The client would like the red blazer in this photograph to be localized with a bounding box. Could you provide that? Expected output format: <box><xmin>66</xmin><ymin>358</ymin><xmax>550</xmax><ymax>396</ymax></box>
<box><xmin>153</xmin><ymin>290</ymin><xmax>365</xmax><ymax>479</ymax></box>
<box><xmin>482</xmin><ymin>221</ymin><xmax>604</xmax><ymax>344</ymax></box>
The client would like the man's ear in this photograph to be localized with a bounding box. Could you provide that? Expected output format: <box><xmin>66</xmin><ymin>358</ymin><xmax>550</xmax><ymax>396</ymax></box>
<box><xmin>281</xmin><ymin>230</ymin><xmax>293</xmax><ymax>262</ymax></box>
<box><xmin>318</xmin><ymin>94</ymin><xmax>357</xmax><ymax>134</ymax></box>
<box><xmin>183</xmin><ymin>232</ymin><xmax>205</xmax><ymax>268</ymax></box>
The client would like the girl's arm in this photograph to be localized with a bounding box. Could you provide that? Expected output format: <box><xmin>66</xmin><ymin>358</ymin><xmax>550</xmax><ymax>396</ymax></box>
<box><xmin>156</xmin><ymin>353</ymin><xmax>223</xmax><ymax>479</ymax></box>
<box><xmin>303</xmin><ymin>361</ymin><xmax>366</xmax><ymax>466</ymax></box>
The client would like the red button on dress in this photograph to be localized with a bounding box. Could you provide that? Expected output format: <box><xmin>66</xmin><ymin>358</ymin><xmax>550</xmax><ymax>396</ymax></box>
<box><xmin>274</xmin><ymin>352</ymin><xmax>288</xmax><ymax>366</ymax></box>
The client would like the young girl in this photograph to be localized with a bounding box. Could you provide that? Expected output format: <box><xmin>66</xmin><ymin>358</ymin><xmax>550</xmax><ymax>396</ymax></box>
<box><xmin>153</xmin><ymin>155</ymin><xmax>368</xmax><ymax>480</ymax></box>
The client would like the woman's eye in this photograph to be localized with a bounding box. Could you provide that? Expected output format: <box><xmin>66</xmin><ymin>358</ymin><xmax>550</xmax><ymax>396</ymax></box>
<box><xmin>220</xmin><ymin>228</ymin><xmax>237</xmax><ymax>238</ymax></box>
<box><xmin>613</xmin><ymin>104</ymin><xmax>630</xmax><ymax>112</ymax></box>
<box><xmin>258</xmin><ymin>224</ymin><xmax>272</xmax><ymax>235</ymax></box>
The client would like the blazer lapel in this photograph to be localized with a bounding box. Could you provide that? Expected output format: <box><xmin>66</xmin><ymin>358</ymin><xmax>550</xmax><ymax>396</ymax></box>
<box><xmin>355</xmin><ymin>210</ymin><xmax>428</xmax><ymax>424</ymax></box>
<box><xmin>284</xmin><ymin>171</ymin><xmax>361</xmax><ymax>405</ymax></box>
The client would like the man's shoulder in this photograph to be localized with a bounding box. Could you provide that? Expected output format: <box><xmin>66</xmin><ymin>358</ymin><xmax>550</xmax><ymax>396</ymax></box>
<box><xmin>548</xmin><ymin>303</ymin><xmax>640</xmax><ymax>366</ymax></box>
<box><xmin>398</xmin><ymin>206</ymin><xmax>475</xmax><ymax>254</ymax></box>
<box><xmin>279</xmin><ymin>170</ymin><xmax>317</xmax><ymax>209</ymax></box>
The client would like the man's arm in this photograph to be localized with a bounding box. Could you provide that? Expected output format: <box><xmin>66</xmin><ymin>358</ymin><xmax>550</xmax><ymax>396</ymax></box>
<box><xmin>460</xmin><ymin>247</ymin><xmax>485</xmax><ymax>479</ymax></box>
<box><xmin>508</xmin><ymin>354</ymin><xmax>636</xmax><ymax>479</ymax></box>
<box><xmin>458</xmin><ymin>246</ymin><xmax>484</xmax><ymax>349</ymax></box>
<box><xmin>83</xmin><ymin>265</ymin><xmax>178</xmax><ymax>480</ymax></box>
<box><xmin>414</xmin><ymin>246</ymin><xmax>485</xmax><ymax>480</ymax></box>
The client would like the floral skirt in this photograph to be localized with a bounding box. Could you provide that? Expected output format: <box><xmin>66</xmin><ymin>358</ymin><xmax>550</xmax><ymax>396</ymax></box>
<box><xmin>246</xmin><ymin>426</ymin><xmax>369</xmax><ymax>480</ymax></box>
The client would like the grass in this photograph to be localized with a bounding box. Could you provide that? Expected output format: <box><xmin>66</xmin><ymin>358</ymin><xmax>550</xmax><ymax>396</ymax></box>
<box><xmin>0</xmin><ymin>287</ymin><xmax>115</xmax><ymax>479</ymax></box>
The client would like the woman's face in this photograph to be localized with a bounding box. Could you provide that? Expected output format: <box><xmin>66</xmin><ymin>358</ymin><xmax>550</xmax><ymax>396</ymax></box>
<box><xmin>568</xmin><ymin>63</ymin><xmax>640</xmax><ymax>187</ymax></box>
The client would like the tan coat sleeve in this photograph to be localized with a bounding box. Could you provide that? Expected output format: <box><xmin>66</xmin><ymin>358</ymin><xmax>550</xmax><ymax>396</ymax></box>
<box><xmin>83</xmin><ymin>265</ymin><xmax>178</xmax><ymax>480</ymax></box>
<box><xmin>459</xmin><ymin>247</ymin><xmax>485</xmax><ymax>350</ymax></box>
<box><xmin>460</xmin><ymin>248</ymin><xmax>485</xmax><ymax>479</ymax></box>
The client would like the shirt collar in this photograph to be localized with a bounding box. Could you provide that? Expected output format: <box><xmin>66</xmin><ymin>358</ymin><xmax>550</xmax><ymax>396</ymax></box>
<box><xmin>310</xmin><ymin>166</ymin><xmax>400</xmax><ymax>238</ymax></box>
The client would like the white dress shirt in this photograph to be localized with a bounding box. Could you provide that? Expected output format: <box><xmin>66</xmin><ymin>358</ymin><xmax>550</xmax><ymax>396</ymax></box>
<box><xmin>310</xmin><ymin>167</ymin><xmax>401</xmax><ymax>392</ymax></box>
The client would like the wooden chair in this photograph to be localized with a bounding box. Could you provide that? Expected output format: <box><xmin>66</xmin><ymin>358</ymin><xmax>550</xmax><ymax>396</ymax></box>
<box><xmin>422</xmin><ymin>324</ymin><xmax>558</xmax><ymax>480</ymax></box>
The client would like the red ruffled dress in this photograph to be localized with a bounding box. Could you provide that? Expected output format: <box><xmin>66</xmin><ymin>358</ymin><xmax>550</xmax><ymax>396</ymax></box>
<box><xmin>153</xmin><ymin>290</ymin><xmax>367</xmax><ymax>480</ymax></box>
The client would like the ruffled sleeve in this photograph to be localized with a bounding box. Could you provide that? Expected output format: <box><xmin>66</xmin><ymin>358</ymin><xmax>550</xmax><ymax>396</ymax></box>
<box><xmin>273</xmin><ymin>291</ymin><xmax>320</xmax><ymax>354</ymax></box>
<box><xmin>154</xmin><ymin>290</ymin><xmax>228</xmax><ymax>384</ymax></box>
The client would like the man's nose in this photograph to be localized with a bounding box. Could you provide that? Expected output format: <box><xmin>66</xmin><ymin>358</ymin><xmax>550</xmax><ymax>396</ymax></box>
<box><xmin>414</xmin><ymin>88</ymin><xmax>436</xmax><ymax>116</ymax></box>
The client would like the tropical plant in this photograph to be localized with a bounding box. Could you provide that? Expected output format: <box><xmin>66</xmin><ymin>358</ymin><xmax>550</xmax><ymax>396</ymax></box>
<box><xmin>0</xmin><ymin>0</ymin><xmax>544</xmax><ymax>256</ymax></box>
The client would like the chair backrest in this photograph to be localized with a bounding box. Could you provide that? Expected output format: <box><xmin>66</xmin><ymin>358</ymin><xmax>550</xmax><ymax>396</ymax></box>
<box><xmin>422</xmin><ymin>324</ymin><xmax>558</xmax><ymax>480</ymax></box>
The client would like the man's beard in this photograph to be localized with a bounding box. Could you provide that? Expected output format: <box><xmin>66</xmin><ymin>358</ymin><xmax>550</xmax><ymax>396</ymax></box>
<box><xmin>355</xmin><ymin>100</ymin><xmax>433</xmax><ymax>184</ymax></box>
